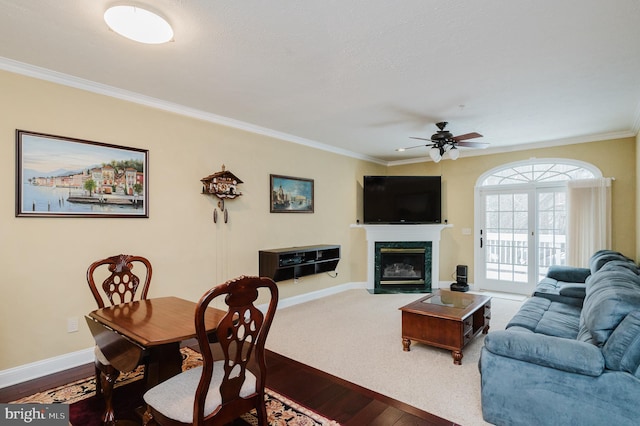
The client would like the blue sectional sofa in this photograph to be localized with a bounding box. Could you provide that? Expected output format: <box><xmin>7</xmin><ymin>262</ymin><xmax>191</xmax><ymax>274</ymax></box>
<box><xmin>479</xmin><ymin>250</ymin><xmax>640</xmax><ymax>425</ymax></box>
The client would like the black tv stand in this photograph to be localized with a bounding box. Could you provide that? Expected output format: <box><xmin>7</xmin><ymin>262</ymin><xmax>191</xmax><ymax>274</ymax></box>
<box><xmin>259</xmin><ymin>245</ymin><xmax>340</xmax><ymax>282</ymax></box>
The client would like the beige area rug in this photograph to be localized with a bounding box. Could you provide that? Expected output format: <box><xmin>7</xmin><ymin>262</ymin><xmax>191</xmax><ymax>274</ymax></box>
<box><xmin>266</xmin><ymin>289</ymin><xmax>525</xmax><ymax>426</ymax></box>
<box><xmin>12</xmin><ymin>347</ymin><xmax>340</xmax><ymax>426</ymax></box>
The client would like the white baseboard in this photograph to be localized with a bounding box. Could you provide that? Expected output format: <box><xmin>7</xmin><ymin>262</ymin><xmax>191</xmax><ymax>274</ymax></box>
<box><xmin>276</xmin><ymin>281</ymin><xmax>368</xmax><ymax>309</ymax></box>
<box><xmin>0</xmin><ymin>347</ymin><xmax>94</xmax><ymax>389</ymax></box>
<box><xmin>0</xmin><ymin>281</ymin><xmax>370</xmax><ymax>390</ymax></box>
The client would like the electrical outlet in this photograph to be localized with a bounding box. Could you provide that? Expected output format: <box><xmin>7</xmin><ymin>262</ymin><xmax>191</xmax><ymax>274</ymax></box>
<box><xmin>67</xmin><ymin>316</ymin><xmax>79</xmax><ymax>333</ymax></box>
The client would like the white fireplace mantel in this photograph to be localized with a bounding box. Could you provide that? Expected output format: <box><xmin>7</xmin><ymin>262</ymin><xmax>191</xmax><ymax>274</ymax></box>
<box><xmin>356</xmin><ymin>224</ymin><xmax>452</xmax><ymax>290</ymax></box>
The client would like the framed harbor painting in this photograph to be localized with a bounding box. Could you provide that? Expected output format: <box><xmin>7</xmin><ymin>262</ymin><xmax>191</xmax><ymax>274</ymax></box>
<box><xmin>270</xmin><ymin>174</ymin><xmax>314</xmax><ymax>213</ymax></box>
<box><xmin>15</xmin><ymin>130</ymin><xmax>149</xmax><ymax>218</ymax></box>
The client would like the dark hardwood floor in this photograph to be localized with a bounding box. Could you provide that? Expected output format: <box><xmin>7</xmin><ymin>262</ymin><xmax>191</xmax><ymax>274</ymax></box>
<box><xmin>264</xmin><ymin>350</ymin><xmax>457</xmax><ymax>425</ymax></box>
<box><xmin>0</xmin><ymin>349</ymin><xmax>458</xmax><ymax>426</ymax></box>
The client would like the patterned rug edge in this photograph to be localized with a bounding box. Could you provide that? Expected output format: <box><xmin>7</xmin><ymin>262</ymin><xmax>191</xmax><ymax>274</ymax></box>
<box><xmin>10</xmin><ymin>347</ymin><xmax>201</xmax><ymax>404</ymax></box>
<box><xmin>240</xmin><ymin>388</ymin><xmax>340</xmax><ymax>426</ymax></box>
<box><xmin>10</xmin><ymin>347</ymin><xmax>341</xmax><ymax>425</ymax></box>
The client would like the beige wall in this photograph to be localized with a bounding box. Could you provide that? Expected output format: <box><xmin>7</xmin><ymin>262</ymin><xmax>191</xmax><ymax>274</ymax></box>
<box><xmin>637</xmin><ymin>132</ymin><xmax>640</xmax><ymax>262</ymax></box>
<box><xmin>0</xmin><ymin>70</ymin><xmax>385</xmax><ymax>370</ymax></box>
<box><xmin>390</xmin><ymin>139</ymin><xmax>637</xmax><ymax>283</ymax></box>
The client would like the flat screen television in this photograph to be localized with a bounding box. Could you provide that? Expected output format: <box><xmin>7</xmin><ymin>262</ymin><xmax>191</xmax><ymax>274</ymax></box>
<box><xmin>363</xmin><ymin>175</ymin><xmax>441</xmax><ymax>224</ymax></box>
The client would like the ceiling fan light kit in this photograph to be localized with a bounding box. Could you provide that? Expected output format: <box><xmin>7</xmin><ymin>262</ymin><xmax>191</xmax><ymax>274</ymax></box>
<box><xmin>400</xmin><ymin>121</ymin><xmax>488</xmax><ymax>162</ymax></box>
<box><xmin>429</xmin><ymin>147</ymin><xmax>442</xmax><ymax>162</ymax></box>
<box><xmin>449</xmin><ymin>147</ymin><xmax>460</xmax><ymax>160</ymax></box>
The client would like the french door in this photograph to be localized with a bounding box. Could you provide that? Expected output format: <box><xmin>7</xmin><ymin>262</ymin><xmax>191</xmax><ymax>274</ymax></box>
<box><xmin>476</xmin><ymin>186</ymin><xmax>566</xmax><ymax>294</ymax></box>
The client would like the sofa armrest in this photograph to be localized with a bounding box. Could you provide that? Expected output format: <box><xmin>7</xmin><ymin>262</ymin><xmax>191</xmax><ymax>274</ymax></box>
<box><xmin>558</xmin><ymin>283</ymin><xmax>587</xmax><ymax>299</ymax></box>
<box><xmin>546</xmin><ymin>265</ymin><xmax>591</xmax><ymax>283</ymax></box>
<box><xmin>484</xmin><ymin>330</ymin><xmax>604</xmax><ymax>376</ymax></box>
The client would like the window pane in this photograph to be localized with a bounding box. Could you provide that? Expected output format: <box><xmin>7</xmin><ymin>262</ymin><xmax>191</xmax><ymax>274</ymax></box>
<box><xmin>487</xmin><ymin>212</ymin><xmax>499</xmax><ymax>228</ymax></box>
<box><xmin>486</xmin><ymin>194</ymin><xmax>499</xmax><ymax>211</ymax></box>
<box><xmin>499</xmin><ymin>194</ymin><xmax>513</xmax><ymax>210</ymax></box>
<box><xmin>514</xmin><ymin>194</ymin><xmax>528</xmax><ymax>211</ymax></box>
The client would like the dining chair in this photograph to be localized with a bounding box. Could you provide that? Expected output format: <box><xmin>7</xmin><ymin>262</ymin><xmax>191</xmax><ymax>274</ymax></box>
<box><xmin>142</xmin><ymin>275</ymin><xmax>279</xmax><ymax>426</ymax></box>
<box><xmin>86</xmin><ymin>254</ymin><xmax>153</xmax><ymax>414</ymax></box>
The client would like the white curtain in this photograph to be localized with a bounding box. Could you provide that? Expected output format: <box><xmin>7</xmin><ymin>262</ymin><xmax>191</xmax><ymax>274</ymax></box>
<box><xmin>566</xmin><ymin>177</ymin><xmax>612</xmax><ymax>267</ymax></box>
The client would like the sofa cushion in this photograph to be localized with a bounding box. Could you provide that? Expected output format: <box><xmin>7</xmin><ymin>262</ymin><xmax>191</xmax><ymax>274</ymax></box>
<box><xmin>589</xmin><ymin>250</ymin><xmax>635</xmax><ymax>274</ymax></box>
<box><xmin>534</xmin><ymin>273</ymin><xmax>588</xmax><ymax>307</ymax></box>
<box><xmin>546</xmin><ymin>265</ymin><xmax>591</xmax><ymax>283</ymax></box>
<box><xmin>558</xmin><ymin>283</ymin><xmax>586</xmax><ymax>299</ymax></box>
<box><xmin>580</xmin><ymin>266</ymin><xmax>640</xmax><ymax>346</ymax></box>
<box><xmin>535</xmin><ymin>277</ymin><xmax>562</xmax><ymax>296</ymax></box>
<box><xmin>535</xmin><ymin>309</ymin><xmax>582</xmax><ymax>338</ymax></box>
<box><xmin>585</xmin><ymin>260</ymin><xmax>640</xmax><ymax>295</ymax></box>
<box><xmin>507</xmin><ymin>297</ymin><xmax>551</xmax><ymax>331</ymax></box>
<box><xmin>507</xmin><ymin>297</ymin><xmax>581</xmax><ymax>339</ymax></box>
<box><xmin>577</xmin><ymin>316</ymin><xmax>594</xmax><ymax>344</ymax></box>
<box><xmin>602</xmin><ymin>311</ymin><xmax>640</xmax><ymax>377</ymax></box>
<box><xmin>533</xmin><ymin>285</ymin><xmax>585</xmax><ymax>307</ymax></box>
<box><xmin>483</xmin><ymin>330</ymin><xmax>604</xmax><ymax>376</ymax></box>
<box><xmin>598</xmin><ymin>259</ymin><xmax>640</xmax><ymax>275</ymax></box>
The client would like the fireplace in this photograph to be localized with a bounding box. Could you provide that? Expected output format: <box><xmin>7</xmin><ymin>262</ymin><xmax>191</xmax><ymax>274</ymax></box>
<box><xmin>375</xmin><ymin>242</ymin><xmax>431</xmax><ymax>292</ymax></box>
<box><xmin>360</xmin><ymin>224</ymin><xmax>450</xmax><ymax>294</ymax></box>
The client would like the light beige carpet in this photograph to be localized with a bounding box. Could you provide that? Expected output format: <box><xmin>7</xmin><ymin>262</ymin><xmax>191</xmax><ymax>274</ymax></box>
<box><xmin>266</xmin><ymin>289</ymin><xmax>524</xmax><ymax>426</ymax></box>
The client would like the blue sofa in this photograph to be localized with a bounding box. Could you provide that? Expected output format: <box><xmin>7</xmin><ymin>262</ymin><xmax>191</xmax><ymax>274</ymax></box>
<box><xmin>532</xmin><ymin>250</ymin><xmax>635</xmax><ymax>307</ymax></box>
<box><xmin>479</xmin><ymin>250</ymin><xmax>640</xmax><ymax>425</ymax></box>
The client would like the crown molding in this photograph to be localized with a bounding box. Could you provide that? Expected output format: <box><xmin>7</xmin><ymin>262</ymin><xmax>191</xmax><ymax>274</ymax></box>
<box><xmin>632</xmin><ymin>99</ymin><xmax>640</xmax><ymax>135</ymax></box>
<box><xmin>0</xmin><ymin>56</ymin><xmax>386</xmax><ymax>166</ymax></box>
<box><xmin>1</xmin><ymin>56</ymin><xmax>635</xmax><ymax>169</ymax></box>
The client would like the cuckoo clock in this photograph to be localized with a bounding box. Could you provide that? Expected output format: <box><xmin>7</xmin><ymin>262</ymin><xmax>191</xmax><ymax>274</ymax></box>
<box><xmin>201</xmin><ymin>165</ymin><xmax>243</xmax><ymax>223</ymax></box>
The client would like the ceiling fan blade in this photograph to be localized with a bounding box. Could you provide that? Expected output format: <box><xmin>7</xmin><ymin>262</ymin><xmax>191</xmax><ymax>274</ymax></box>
<box><xmin>452</xmin><ymin>132</ymin><xmax>483</xmax><ymax>141</ymax></box>
<box><xmin>409</xmin><ymin>136</ymin><xmax>433</xmax><ymax>142</ymax></box>
<box><xmin>456</xmin><ymin>141</ymin><xmax>489</xmax><ymax>149</ymax></box>
<box><xmin>396</xmin><ymin>143</ymin><xmax>429</xmax><ymax>151</ymax></box>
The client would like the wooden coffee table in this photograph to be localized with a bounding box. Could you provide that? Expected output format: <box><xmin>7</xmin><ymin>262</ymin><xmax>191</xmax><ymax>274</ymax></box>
<box><xmin>399</xmin><ymin>289</ymin><xmax>491</xmax><ymax>365</ymax></box>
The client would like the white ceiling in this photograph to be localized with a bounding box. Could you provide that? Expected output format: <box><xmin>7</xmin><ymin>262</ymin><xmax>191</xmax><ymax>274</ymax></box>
<box><xmin>1</xmin><ymin>0</ymin><xmax>640</xmax><ymax>165</ymax></box>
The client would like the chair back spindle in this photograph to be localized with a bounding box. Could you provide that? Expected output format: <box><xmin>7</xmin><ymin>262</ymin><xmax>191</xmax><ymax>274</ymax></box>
<box><xmin>87</xmin><ymin>254</ymin><xmax>152</xmax><ymax>308</ymax></box>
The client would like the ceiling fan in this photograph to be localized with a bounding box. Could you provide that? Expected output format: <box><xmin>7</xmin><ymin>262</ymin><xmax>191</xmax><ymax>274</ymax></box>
<box><xmin>397</xmin><ymin>121</ymin><xmax>488</xmax><ymax>162</ymax></box>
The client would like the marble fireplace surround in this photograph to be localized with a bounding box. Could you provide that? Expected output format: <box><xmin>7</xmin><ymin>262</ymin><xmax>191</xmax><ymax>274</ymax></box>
<box><xmin>361</xmin><ymin>224</ymin><xmax>452</xmax><ymax>291</ymax></box>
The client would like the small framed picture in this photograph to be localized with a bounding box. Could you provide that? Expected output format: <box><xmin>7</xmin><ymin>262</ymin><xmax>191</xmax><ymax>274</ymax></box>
<box><xmin>270</xmin><ymin>174</ymin><xmax>314</xmax><ymax>213</ymax></box>
<box><xmin>16</xmin><ymin>130</ymin><xmax>149</xmax><ymax>218</ymax></box>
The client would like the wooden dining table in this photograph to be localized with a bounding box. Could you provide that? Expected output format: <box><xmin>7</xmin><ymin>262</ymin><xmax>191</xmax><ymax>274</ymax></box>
<box><xmin>85</xmin><ymin>296</ymin><xmax>226</xmax><ymax>425</ymax></box>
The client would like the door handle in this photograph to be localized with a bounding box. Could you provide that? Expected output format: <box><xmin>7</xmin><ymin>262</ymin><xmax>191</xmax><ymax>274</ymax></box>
<box><xmin>480</xmin><ymin>237</ymin><xmax>483</xmax><ymax>248</ymax></box>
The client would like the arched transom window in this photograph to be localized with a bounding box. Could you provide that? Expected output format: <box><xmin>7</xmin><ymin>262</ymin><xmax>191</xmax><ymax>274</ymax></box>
<box><xmin>479</xmin><ymin>159</ymin><xmax>600</xmax><ymax>187</ymax></box>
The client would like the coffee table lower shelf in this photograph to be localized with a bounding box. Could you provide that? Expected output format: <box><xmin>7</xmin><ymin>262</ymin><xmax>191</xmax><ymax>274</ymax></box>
<box><xmin>399</xmin><ymin>290</ymin><xmax>491</xmax><ymax>365</ymax></box>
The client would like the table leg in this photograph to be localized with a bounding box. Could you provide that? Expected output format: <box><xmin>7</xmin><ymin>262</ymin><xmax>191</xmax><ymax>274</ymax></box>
<box><xmin>452</xmin><ymin>350</ymin><xmax>463</xmax><ymax>365</ymax></box>
<box><xmin>99</xmin><ymin>365</ymin><xmax>120</xmax><ymax>426</ymax></box>
<box><xmin>402</xmin><ymin>338</ymin><xmax>411</xmax><ymax>351</ymax></box>
<box><xmin>145</xmin><ymin>342</ymin><xmax>183</xmax><ymax>388</ymax></box>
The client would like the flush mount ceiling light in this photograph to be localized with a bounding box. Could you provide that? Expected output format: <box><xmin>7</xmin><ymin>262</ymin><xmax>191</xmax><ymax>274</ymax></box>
<box><xmin>104</xmin><ymin>5</ymin><xmax>173</xmax><ymax>44</ymax></box>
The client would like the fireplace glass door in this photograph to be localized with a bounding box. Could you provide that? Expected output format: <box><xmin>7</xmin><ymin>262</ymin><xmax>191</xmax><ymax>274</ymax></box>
<box><xmin>374</xmin><ymin>242</ymin><xmax>431</xmax><ymax>293</ymax></box>
<box><xmin>380</xmin><ymin>248</ymin><xmax>425</xmax><ymax>285</ymax></box>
